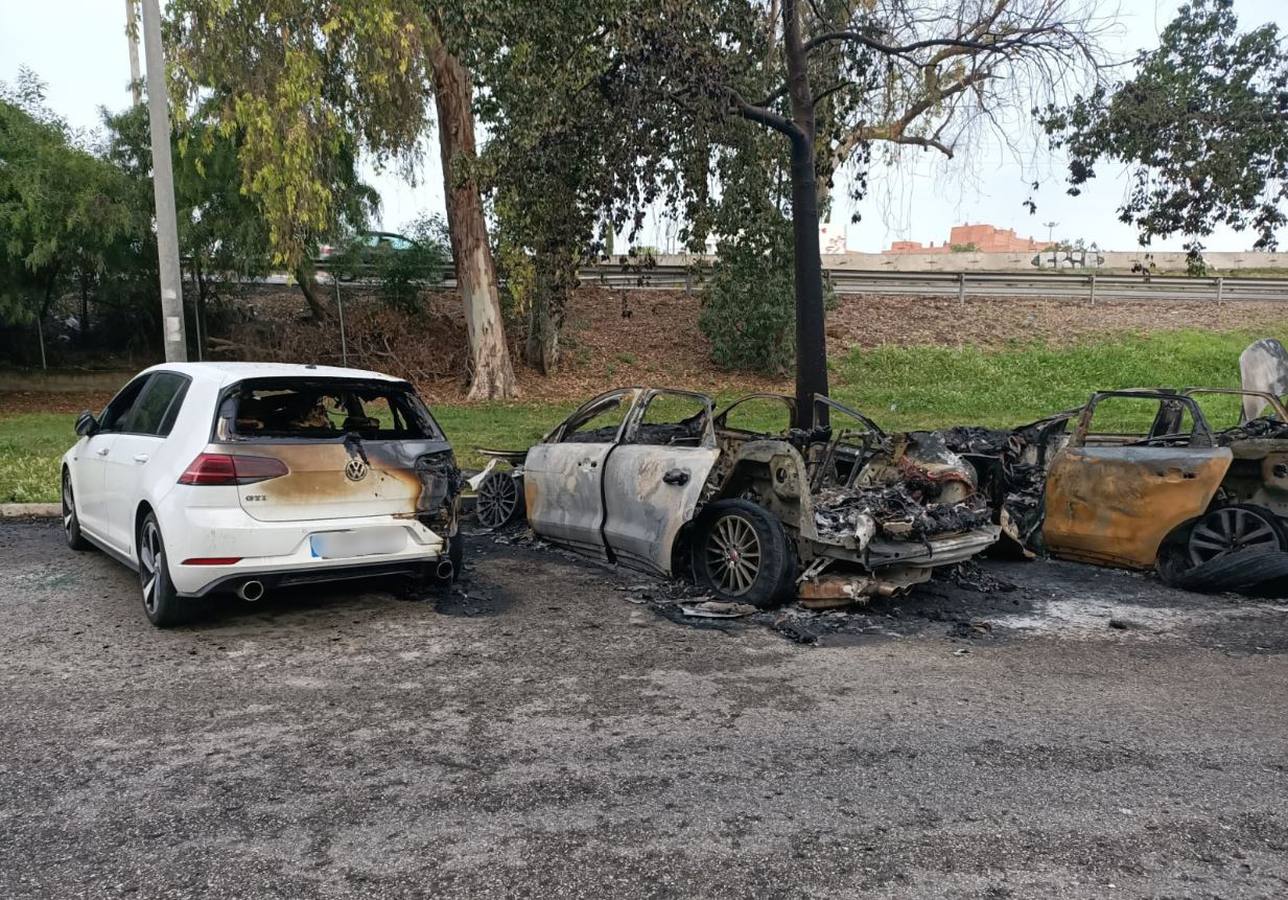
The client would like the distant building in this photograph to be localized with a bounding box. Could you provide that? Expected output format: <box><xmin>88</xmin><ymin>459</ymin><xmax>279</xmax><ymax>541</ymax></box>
<box><xmin>819</xmin><ymin>223</ymin><xmax>848</xmax><ymax>254</ymax></box>
<box><xmin>887</xmin><ymin>223</ymin><xmax>1052</xmax><ymax>254</ymax></box>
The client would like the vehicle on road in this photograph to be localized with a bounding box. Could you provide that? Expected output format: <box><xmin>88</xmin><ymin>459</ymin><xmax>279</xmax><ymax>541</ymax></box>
<box><xmin>61</xmin><ymin>363</ymin><xmax>463</xmax><ymax>627</ymax></box>
<box><xmin>472</xmin><ymin>388</ymin><xmax>1000</xmax><ymax>608</ymax></box>
<box><xmin>316</xmin><ymin>231</ymin><xmax>440</xmax><ymax>281</ymax></box>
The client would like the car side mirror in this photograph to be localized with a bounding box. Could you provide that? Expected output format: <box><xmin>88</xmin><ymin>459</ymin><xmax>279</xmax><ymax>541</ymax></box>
<box><xmin>74</xmin><ymin>411</ymin><xmax>99</xmax><ymax>437</ymax></box>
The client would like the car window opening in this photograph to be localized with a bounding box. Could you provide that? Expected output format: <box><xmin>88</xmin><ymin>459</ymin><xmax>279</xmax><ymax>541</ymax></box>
<box><xmin>224</xmin><ymin>380</ymin><xmax>438</xmax><ymax>441</ymax></box>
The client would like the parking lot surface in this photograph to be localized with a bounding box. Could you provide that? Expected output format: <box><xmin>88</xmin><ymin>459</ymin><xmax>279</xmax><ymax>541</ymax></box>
<box><xmin>2</xmin><ymin>518</ymin><xmax>1287</xmax><ymax>899</ymax></box>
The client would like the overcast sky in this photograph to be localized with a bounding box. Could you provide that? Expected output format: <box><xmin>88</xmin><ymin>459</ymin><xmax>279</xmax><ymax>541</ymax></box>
<box><xmin>3</xmin><ymin>0</ymin><xmax>1285</xmax><ymax>252</ymax></box>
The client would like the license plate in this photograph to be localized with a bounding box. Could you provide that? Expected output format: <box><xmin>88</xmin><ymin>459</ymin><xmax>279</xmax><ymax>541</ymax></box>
<box><xmin>309</xmin><ymin>527</ymin><xmax>406</xmax><ymax>559</ymax></box>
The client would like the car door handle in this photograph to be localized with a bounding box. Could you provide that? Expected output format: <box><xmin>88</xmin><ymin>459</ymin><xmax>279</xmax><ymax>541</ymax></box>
<box><xmin>662</xmin><ymin>468</ymin><xmax>689</xmax><ymax>486</ymax></box>
<box><xmin>580</xmin><ymin>459</ymin><xmax>598</xmax><ymax>468</ymax></box>
<box><xmin>96</xmin><ymin>447</ymin><xmax>110</xmax><ymax>456</ymax></box>
<box><xmin>133</xmin><ymin>453</ymin><xmax>150</xmax><ymax>464</ymax></box>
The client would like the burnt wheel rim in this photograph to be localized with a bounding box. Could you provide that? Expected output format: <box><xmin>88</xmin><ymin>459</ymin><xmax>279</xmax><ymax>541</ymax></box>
<box><xmin>61</xmin><ymin>474</ymin><xmax>75</xmax><ymax>535</ymax></box>
<box><xmin>476</xmin><ymin>471</ymin><xmax>519</xmax><ymax>530</ymax></box>
<box><xmin>1187</xmin><ymin>507</ymin><xmax>1281</xmax><ymax>567</ymax></box>
<box><xmin>139</xmin><ymin>521</ymin><xmax>164</xmax><ymax>615</ymax></box>
<box><xmin>705</xmin><ymin>514</ymin><xmax>762</xmax><ymax>596</ymax></box>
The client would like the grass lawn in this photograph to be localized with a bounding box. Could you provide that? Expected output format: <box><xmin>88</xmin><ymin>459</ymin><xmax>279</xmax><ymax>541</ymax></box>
<box><xmin>1</xmin><ymin>327</ymin><xmax>1268</xmax><ymax>504</ymax></box>
<box><xmin>0</xmin><ymin>412</ymin><xmax>77</xmax><ymax>504</ymax></box>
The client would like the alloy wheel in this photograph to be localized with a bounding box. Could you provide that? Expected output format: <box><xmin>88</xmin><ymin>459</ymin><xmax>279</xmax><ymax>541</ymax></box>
<box><xmin>61</xmin><ymin>474</ymin><xmax>75</xmax><ymax>537</ymax></box>
<box><xmin>705</xmin><ymin>514</ymin><xmax>762</xmax><ymax>596</ymax></box>
<box><xmin>476</xmin><ymin>471</ymin><xmax>520</xmax><ymax>530</ymax></box>
<box><xmin>139</xmin><ymin>520</ymin><xmax>164</xmax><ymax>615</ymax></box>
<box><xmin>1187</xmin><ymin>506</ymin><xmax>1283</xmax><ymax>568</ymax></box>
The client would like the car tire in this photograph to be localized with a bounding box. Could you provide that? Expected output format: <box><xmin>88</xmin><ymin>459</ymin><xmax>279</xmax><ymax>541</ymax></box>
<box><xmin>692</xmin><ymin>499</ymin><xmax>797</xmax><ymax>609</ymax></box>
<box><xmin>61</xmin><ymin>469</ymin><xmax>92</xmax><ymax>552</ymax></box>
<box><xmin>137</xmin><ymin>512</ymin><xmax>190</xmax><ymax>628</ymax></box>
<box><xmin>1184</xmin><ymin>503</ymin><xmax>1288</xmax><ymax>568</ymax></box>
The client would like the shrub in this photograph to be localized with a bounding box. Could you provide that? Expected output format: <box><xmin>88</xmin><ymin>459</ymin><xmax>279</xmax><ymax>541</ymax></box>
<box><xmin>373</xmin><ymin>215</ymin><xmax>451</xmax><ymax>314</ymax></box>
<box><xmin>698</xmin><ymin>218</ymin><xmax>797</xmax><ymax>374</ymax></box>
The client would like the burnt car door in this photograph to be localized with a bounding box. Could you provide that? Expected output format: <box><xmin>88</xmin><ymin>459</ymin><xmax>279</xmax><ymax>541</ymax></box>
<box><xmin>523</xmin><ymin>389</ymin><xmax>636</xmax><ymax>556</ymax></box>
<box><xmin>1044</xmin><ymin>391</ymin><xmax>1232</xmax><ymax>568</ymax></box>
<box><xmin>600</xmin><ymin>390</ymin><xmax>719</xmax><ymax>575</ymax></box>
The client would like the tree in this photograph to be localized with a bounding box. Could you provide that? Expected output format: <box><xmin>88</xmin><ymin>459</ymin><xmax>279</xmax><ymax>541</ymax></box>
<box><xmin>103</xmin><ymin>104</ymin><xmax>271</xmax><ymax>352</ymax></box>
<box><xmin>0</xmin><ymin>70</ymin><xmax>145</xmax><ymax>363</ymax></box>
<box><xmin>1044</xmin><ymin>0</ymin><xmax>1288</xmax><ymax>268</ymax></box>
<box><xmin>167</xmin><ymin>1</ymin><xmax>518</xmax><ymax>399</ymax></box>
<box><xmin>613</xmin><ymin>0</ymin><xmax>1103</xmax><ymax>424</ymax></box>
<box><xmin>469</xmin><ymin>0</ymin><xmax>692</xmax><ymax>375</ymax></box>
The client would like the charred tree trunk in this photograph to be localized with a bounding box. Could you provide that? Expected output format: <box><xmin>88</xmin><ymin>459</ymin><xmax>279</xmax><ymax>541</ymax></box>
<box><xmin>525</xmin><ymin>242</ymin><xmax>576</xmax><ymax>376</ymax></box>
<box><xmin>782</xmin><ymin>0</ymin><xmax>828</xmax><ymax>428</ymax></box>
<box><xmin>787</xmin><ymin>134</ymin><xmax>828</xmax><ymax>428</ymax></box>
<box><xmin>293</xmin><ymin>260</ymin><xmax>333</xmax><ymax>321</ymax></box>
<box><xmin>429</xmin><ymin>44</ymin><xmax>517</xmax><ymax>400</ymax></box>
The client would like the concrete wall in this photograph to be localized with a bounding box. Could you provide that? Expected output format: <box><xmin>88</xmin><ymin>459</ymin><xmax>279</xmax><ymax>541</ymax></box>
<box><xmin>824</xmin><ymin>250</ymin><xmax>1288</xmax><ymax>272</ymax></box>
<box><xmin>652</xmin><ymin>251</ymin><xmax>1288</xmax><ymax>272</ymax></box>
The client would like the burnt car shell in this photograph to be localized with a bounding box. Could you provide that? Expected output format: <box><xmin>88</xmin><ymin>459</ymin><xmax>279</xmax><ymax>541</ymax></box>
<box><xmin>484</xmin><ymin>388</ymin><xmax>1001</xmax><ymax>603</ymax></box>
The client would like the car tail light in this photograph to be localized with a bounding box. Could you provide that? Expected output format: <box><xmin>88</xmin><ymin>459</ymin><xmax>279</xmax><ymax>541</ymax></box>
<box><xmin>178</xmin><ymin>453</ymin><xmax>288</xmax><ymax>486</ymax></box>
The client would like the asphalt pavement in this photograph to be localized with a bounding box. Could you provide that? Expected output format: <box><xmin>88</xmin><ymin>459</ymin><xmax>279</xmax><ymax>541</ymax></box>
<box><xmin>2</xmin><ymin>519</ymin><xmax>1287</xmax><ymax>899</ymax></box>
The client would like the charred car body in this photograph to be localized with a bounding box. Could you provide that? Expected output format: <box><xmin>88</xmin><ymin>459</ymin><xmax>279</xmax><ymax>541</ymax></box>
<box><xmin>941</xmin><ymin>379</ymin><xmax>1288</xmax><ymax>591</ymax></box>
<box><xmin>473</xmin><ymin>388</ymin><xmax>1000</xmax><ymax>607</ymax></box>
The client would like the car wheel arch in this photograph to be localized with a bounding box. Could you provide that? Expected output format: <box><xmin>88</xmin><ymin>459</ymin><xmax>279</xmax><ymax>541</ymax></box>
<box><xmin>133</xmin><ymin>500</ymin><xmax>156</xmax><ymax>554</ymax></box>
<box><xmin>711</xmin><ymin>449</ymin><xmax>812</xmax><ymax>535</ymax></box>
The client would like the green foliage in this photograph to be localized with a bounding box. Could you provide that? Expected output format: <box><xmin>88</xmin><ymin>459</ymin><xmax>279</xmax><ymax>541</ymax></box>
<box><xmin>104</xmin><ymin>104</ymin><xmax>273</xmax><ymax>285</ymax></box>
<box><xmin>167</xmin><ymin>1</ymin><xmax>422</xmax><ymax>267</ymax></box>
<box><xmin>1045</xmin><ymin>0</ymin><xmax>1288</xmax><ymax>256</ymax></box>
<box><xmin>0</xmin><ymin>70</ymin><xmax>144</xmax><ymax>330</ymax></box>
<box><xmin>370</xmin><ymin>216</ymin><xmax>451</xmax><ymax>314</ymax></box>
<box><xmin>950</xmin><ymin>243</ymin><xmax>979</xmax><ymax>253</ymax></box>
<box><xmin>699</xmin><ymin>215</ymin><xmax>797</xmax><ymax>374</ymax></box>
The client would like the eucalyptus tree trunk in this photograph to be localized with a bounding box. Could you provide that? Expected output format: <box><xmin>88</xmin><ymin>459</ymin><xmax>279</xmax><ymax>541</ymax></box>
<box><xmin>429</xmin><ymin>45</ymin><xmax>517</xmax><ymax>400</ymax></box>
<box><xmin>293</xmin><ymin>260</ymin><xmax>333</xmax><ymax>321</ymax></box>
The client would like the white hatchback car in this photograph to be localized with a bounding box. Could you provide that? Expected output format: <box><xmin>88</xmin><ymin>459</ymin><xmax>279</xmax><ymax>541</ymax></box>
<box><xmin>61</xmin><ymin>362</ymin><xmax>463</xmax><ymax>627</ymax></box>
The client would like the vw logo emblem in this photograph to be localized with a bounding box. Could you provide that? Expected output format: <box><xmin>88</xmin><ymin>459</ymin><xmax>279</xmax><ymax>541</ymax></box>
<box><xmin>344</xmin><ymin>458</ymin><xmax>369</xmax><ymax>482</ymax></box>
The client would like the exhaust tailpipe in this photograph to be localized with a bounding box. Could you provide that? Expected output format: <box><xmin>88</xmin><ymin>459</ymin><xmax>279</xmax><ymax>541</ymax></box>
<box><xmin>436</xmin><ymin>559</ymin><xmax>455</xmax><ymax>581</ymax></box>
<box><xmin>237</xmin><ymin>580</ymin><xmax>265</xmax><ymax>602</ymax></box>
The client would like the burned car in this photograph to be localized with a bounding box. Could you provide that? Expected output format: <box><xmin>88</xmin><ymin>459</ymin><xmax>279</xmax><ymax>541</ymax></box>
<box><xmin>1044</xmin><ymin>387</ymin><xmax>1288</xmax><ymax>588</ymax></box>
<box><xmin>472</xmin><ymin>388</ymin><xmax>1000</xmax><ymax>608</ymax></box>
<box><xmin>943</xmin><ymin>384</ymin><xmax>1288</xmax><ymax>590</ymax></box>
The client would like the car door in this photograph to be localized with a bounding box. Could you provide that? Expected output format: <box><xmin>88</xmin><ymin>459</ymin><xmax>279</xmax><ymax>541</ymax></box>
<box><xmin>102</xmin><ymin>373</ymin><xmax>190</xmax><ymax>553</ymax></box>
<box><xmin>523</xmin><ymin>389</ymin><xmax>638</xmax><ymax>556</ymax></box>
<box><xmin>73</xmin><ymin>375</ymin><xmax>153</xmax><ymax>539</ymax></box>
<box><xmin>1044</xmin><ymin>391</ymin><xmax>1232</xmax><ymax>568</ymax></box>
<box><xmin>601</xmin><ymin>390</ymin><xmax>719</xmax><ymax>575</ymax></box>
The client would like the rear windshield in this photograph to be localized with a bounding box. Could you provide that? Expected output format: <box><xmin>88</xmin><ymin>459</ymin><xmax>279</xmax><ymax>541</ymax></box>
<box><xmin>221</xmin><ymin>379</ymin><xmax>442</xmax><ymax>440</ymax></box>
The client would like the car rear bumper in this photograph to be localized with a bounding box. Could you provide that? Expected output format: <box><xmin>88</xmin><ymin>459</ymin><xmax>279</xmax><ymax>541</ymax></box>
<box><xmin>810</xmin><ymin>524</ymin><xmax>1002</xmax><ymax>570</ymax></box>
<box><xmin>867</xmin><ymin>525</ymin><xmax>1002</xmax><ymax>569</ymax></box>
<box><xmin>157</xmin><ymin>496</ymin><xmax>447</xmax><ymax>595</ymax></box>
<box><xmin>185</xmin><ymin>558</ymin><xmax>440</xmax><ymax>598</ymax></box>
